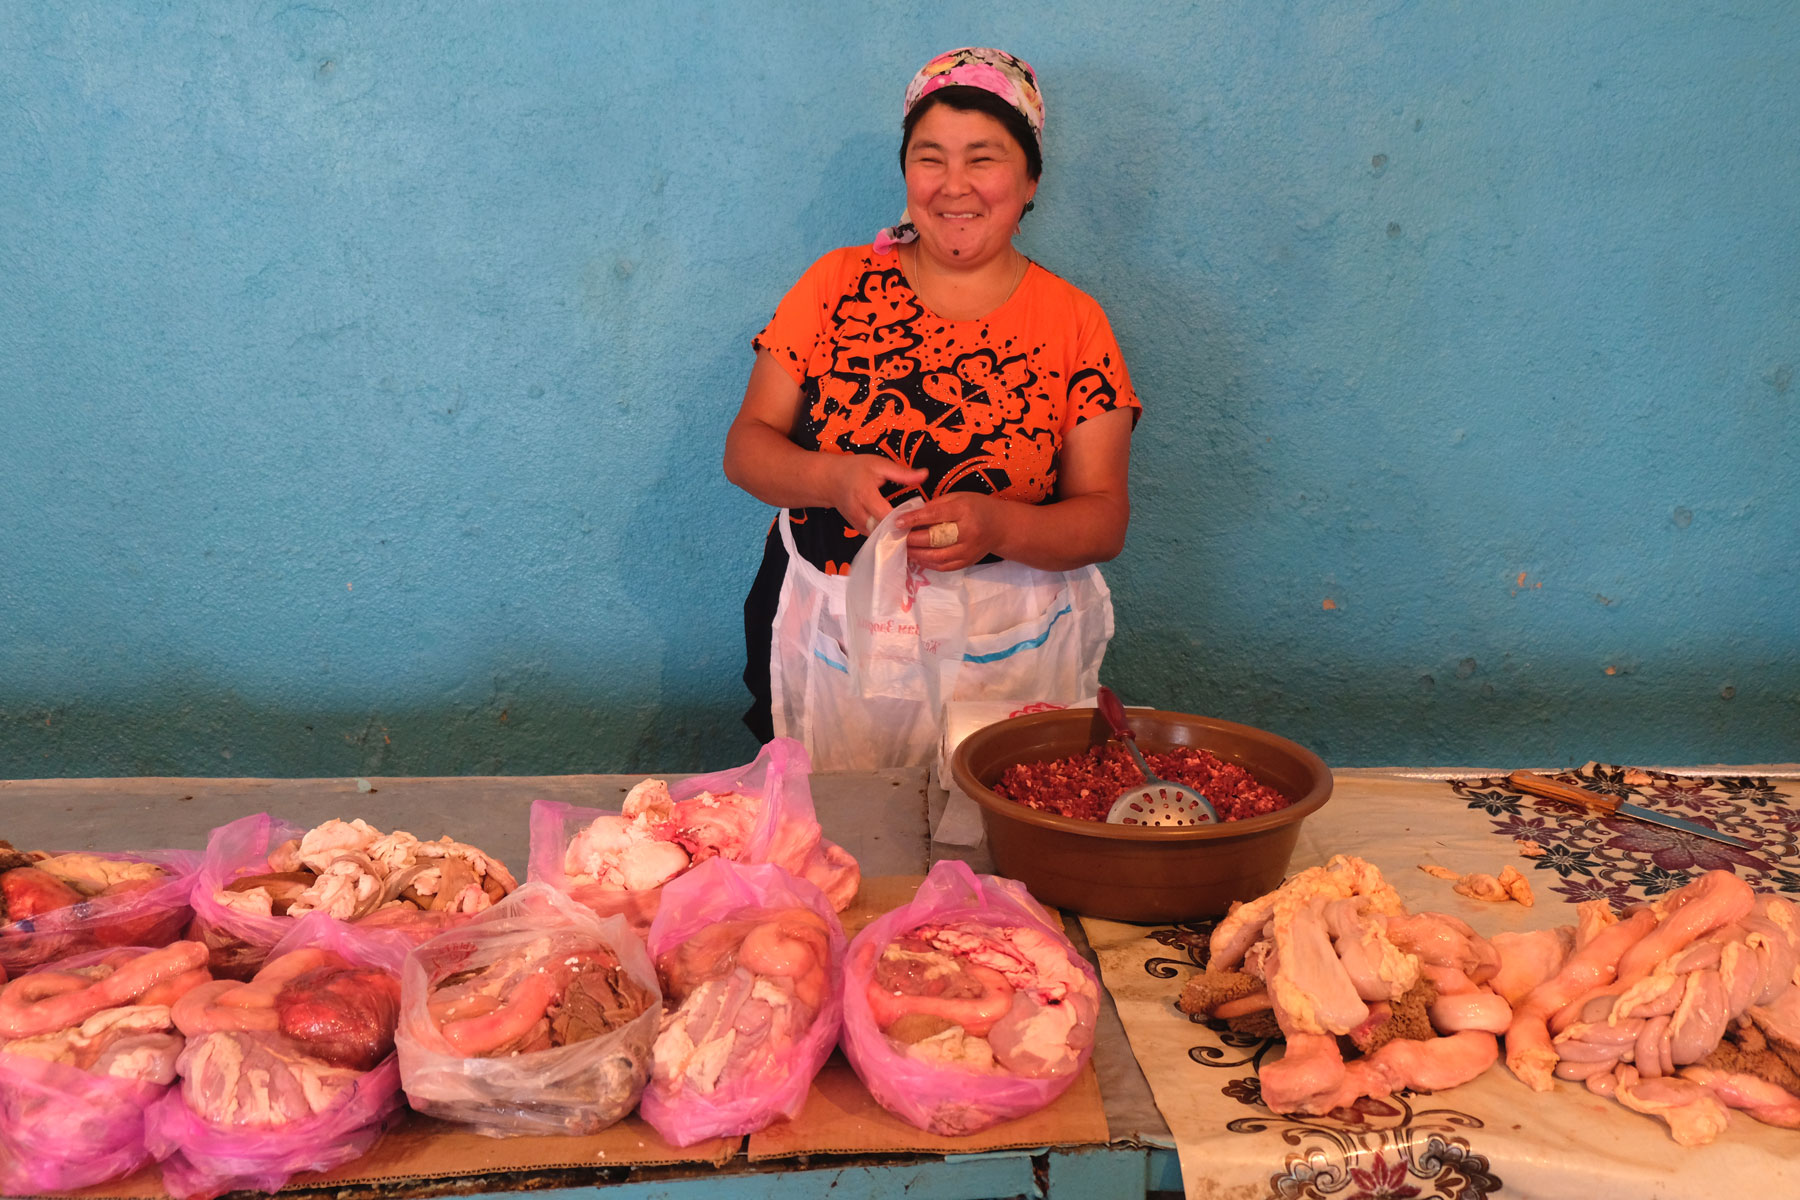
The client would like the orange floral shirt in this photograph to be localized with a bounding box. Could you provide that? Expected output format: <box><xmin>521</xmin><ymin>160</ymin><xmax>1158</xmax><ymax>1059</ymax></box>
<box><xmin>754</xmin><ymin>245</ymin><xmax>1140</xmax><ymax>573</ymax></box>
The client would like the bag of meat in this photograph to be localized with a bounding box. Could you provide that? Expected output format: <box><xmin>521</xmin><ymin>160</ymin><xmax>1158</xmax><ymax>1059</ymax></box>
<box><xmin>187</xmin><ymin>813</ymin><xmax>518</xmax><ymax>980</ymax></box>
<box><xmin>143</xmin><ymin>913</ymin><xmax>411</xmax><ymax>1200</ymax></box>
<box><xmin>640</xmin><ymin>857</ymin><xmax>846</xmax><ymax>1146</ymax></box>
<box><xmin>0</xmin><ymin>941</ymin><xmax>210</xmax><ymax>1192</ymax></box>
<box><xmin>395</xmin><ymin>882</ymin><xmax>661</xmax><ymax>1136</ymax></box>
<box><xmin>1</xmin><ymin>841</ymin><xmax>202</xmax><ymax>975</ymax></box>
<box><xmin>841</xmin><ymin>860</ymin><xmax>1101</xmax><ymax>1136</ymax></box>
<box><xmin>528</xmin><ymin>737</ymin><xmax>860</xmax><ymax>933</ymax></box>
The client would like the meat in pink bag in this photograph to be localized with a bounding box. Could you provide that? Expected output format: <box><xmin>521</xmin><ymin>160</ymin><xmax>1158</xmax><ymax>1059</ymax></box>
<box><xmin>841</xmin><ymin>860</ymin><xmax>1100</xmax><ymax>1135</ymax></box>
<box><xmin>1</xmin><ymin>847</ymin><xmax>202</xmax><ymax>976</ymax></box>
<box><xmin>0</xmin><ymin>943</ymin><xmax>204</xmax><ymax>1193</ymax></box>
<box><xmin>143</xmin><ymin>913</ymin><xmax>411</xmax><ymax>1200</ymax></box>
<box><xmin>183</xmin><ymin>813</ymin><xmax>308</xmax><ymax>980</ymax></box>
<box><xmin>528</xmin><ymin>738</ymin><xmax>859</xmax><ymax>932</ymax></box>
<box><xmin>0</xmin><ymin>1055</ymin><xmax>167</xmax><ymax>1194</ymax></box>
<box><xmin>640</xmin><ymin>858</ymin><xmax>846</xmax><ymax>1146</ymax></box>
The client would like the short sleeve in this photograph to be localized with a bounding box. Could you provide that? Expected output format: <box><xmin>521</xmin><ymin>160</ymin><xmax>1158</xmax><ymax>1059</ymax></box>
<box><xmin>1063</xmin><ymin>295</ymin><xmax>1142</xmax><ymax>433</ymax></box>
<box><xmin>752</xmin><ymin>251</ymin><xmax>841</xmax><ymax>387</ymax></box>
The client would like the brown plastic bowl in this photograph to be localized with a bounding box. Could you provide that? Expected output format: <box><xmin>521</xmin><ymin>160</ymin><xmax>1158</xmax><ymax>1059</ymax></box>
<box><xmin>949</xmin><ymin>707</ymin><xmax>1333</xmax><ymax>923</ymax></box>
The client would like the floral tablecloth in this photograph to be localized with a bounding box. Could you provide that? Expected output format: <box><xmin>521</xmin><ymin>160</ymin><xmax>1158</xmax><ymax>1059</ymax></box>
<box><xmin>1083</xmin><ymin>764</ymin><xmax>1800</xmax><ymax>1200</ymax></box>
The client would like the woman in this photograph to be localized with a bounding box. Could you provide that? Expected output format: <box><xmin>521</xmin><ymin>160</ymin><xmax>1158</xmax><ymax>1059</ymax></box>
<box><xmin>725</xmin><ymin>47</ymin><xmax>1139</xmax><ymax>769</ymax></box>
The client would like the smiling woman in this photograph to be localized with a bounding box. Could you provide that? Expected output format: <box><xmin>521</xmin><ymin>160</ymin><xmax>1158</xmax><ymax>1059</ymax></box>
<box><xmin>723</xmin><ymin>47</ymin><xmax>1141</xmax><ymax>769</ymax></box>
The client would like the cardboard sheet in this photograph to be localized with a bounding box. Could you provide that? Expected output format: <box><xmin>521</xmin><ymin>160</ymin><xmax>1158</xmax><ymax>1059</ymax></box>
<box><xmin>747</xmin><ymin>1054</ymin><xmax>1107</xmax><ymax>1160</ymax></box>
<box><xmin>48</xmin><ymin>1113</ymin><xmax>736</xmax><ymax>1200</ymax></box>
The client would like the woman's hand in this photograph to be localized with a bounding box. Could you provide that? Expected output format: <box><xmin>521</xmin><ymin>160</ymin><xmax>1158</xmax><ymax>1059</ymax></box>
<box><xmin>725</xmin><ymin>351</ymin><xmax>926</xmax><ymax>519</ymax></box>
<box><xmin>894</xmin><ymin>492</ymin><xmax>1014</xmax><ymax>572</ymax></box>
<box><xmin>892</xmin><ymin>407</ymin><xmax>1136</xmax><ymax>573</ymax></box>
<box><xmin>826</xmin><ymin>453</ymin><xmax>928</xmax><ymax>536</ymax></box>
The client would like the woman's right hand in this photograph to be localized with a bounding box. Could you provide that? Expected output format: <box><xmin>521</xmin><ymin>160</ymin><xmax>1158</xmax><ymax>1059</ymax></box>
<box><xmin>725</xmin><ymin>349</ymin><xmax>927</xmax><ymax>525</ymax></box>
<box><xmin>824</xmin><ymin>454</ymin><xmax>928</xmax><ymax>536</ymax></box>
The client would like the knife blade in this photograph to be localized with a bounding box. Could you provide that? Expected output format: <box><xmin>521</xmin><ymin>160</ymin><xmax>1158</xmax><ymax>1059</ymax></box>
<box><xmin>1506</xmin><ymin>770</ymin><xmax>1757</xmax><ymax>851</ymax></box>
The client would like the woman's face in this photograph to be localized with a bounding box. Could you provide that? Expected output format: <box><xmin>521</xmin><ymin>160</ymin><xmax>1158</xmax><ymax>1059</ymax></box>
<box><xmin>902</xmin><ymin>103</ymin><xmax>1038</xmax><ymax>271</ymax></box>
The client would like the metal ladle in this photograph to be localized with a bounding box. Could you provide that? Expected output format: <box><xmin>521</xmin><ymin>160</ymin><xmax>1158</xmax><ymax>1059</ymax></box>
<box><xmin>1098</xmin><ymin>687</ymin><xmax>1220</xmax><ymax>827</ymax></box>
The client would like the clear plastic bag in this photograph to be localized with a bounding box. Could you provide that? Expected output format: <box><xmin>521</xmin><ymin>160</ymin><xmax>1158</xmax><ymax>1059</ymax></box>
<box><xmin>1</xmin><ymin>848</ymin><xmax>202</xmax><ymax>976</ymax></box>
<box><xmin>395</xmin><ymin>882</ymin><xmax>661</xmax><ymax>1137</ymax></box>
<box><xmin>143</xmin><ymin>913</ymin><xmax>410</xmax><ymax>1200</ymax></box>
<box><xmin>639</xmin><ymin>858</ymin><xmax>845</xmax><ymax>1146</ymax></box>
<box><xmin>528</xmin><ymin>738</ymin><xmax>858</xmax><ymax>932</ymax></box>
<box><xmin>840</xmin><ymin>860</ymin><xmax>1100</xmax><ymax>1136</ymax></box>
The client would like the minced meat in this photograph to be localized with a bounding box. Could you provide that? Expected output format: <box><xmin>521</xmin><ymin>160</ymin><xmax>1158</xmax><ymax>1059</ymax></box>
<box><xmin>991</xmin><ymin>742</ymin><xmax>1292</xmax><ymax>822</ymax></box>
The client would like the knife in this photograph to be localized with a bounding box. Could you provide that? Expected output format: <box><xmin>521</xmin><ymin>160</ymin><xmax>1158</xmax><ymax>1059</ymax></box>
<box><xmin>1506</xmin><ymin>770</ymin><xmax>1756</xmax><ymax>851</ymax></box>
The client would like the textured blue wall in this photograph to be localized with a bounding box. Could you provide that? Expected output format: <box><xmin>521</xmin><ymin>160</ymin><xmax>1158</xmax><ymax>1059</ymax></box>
<box><xmin>2</xmin><ymin>2</ymin><xmax>1795</xmax><ymax>776</ymax></box>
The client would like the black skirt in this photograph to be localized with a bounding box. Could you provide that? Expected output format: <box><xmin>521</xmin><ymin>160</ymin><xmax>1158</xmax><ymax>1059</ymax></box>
<box><xmin>740</xmin><ymin>519</ymin><xmax>788</xmax><ymax>742</ymax></box>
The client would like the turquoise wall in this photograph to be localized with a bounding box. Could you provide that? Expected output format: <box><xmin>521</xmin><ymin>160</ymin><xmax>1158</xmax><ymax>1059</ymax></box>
<box><xmin>2</xmin><ymin>2</ymin><xmax>1795</xmax><ymax>776</ymax></box>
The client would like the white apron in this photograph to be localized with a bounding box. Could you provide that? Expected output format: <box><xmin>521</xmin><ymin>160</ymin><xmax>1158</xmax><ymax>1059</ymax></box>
<box><xmin>768</xmin><ymin>502</ymin><xmax>1114</xmax><ymax>771</ymax></box>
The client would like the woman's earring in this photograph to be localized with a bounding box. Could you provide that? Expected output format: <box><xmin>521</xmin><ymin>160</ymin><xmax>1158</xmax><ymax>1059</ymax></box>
<box><xmin>1022</xmin><ymin>201</ymin><xmax>1035</xmax><ymax>215</ymax></box>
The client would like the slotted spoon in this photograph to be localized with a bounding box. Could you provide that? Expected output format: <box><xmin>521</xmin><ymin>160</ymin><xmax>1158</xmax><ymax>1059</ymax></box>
<box><xmin>1098</xmin><ymin>687</ymin><xmax>1220</xmax><ymax>826</ymax></box>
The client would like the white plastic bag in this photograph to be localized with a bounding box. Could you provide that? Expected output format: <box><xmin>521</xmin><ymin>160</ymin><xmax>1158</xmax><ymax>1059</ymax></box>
<box><xmin>772</xmin><ymin>502</ymin><xmax>1114</xmax><ymax>771</ymax></box>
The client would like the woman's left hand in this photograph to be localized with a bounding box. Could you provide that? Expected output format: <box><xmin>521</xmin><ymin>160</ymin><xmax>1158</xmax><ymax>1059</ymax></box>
<box><xmin>895</xmin><ymin>492</ymin><xmax>1014</xmax><ymax>571</ymax></box>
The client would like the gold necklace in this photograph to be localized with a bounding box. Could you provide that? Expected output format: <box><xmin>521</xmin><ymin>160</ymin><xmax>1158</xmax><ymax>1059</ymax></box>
<box><xmin>903</xmin><ymin>244</ymin><xmax>1026</xmax><ymax>316</ymax></box>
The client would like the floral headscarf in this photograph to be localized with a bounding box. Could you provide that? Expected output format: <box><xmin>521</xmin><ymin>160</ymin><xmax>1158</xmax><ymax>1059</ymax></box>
<box><xmin>875</xmin><ymin>47</ymin><xmax>1045</xmax><ymax>255</ymax></box>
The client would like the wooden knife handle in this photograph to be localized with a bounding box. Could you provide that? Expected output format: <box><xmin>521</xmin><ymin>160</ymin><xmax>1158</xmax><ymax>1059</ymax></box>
<box><xmin>1506</xmin><ymin>770</ymin><xmax>1622</xmax><ymax>815</ymax></box>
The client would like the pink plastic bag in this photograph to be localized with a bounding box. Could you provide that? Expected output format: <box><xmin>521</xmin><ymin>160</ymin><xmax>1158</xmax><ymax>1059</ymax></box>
<box><xmin>185</xmin><ymin>814</ymin><xmax>498</xmax><ymax>981</ymax></box>
<box><xmin>1</xmin><ymin>848</ymin><xmax>202</xmax><ymax>975</ymax></box>
<box><xmin>840</xmin><ymin>860</ymin><xmax>1101</xmax><ymax>1136</ymax></box>
<box><xmin>143</xmin><ymin>913</ymin><xmax>410</xmax><ymax>1200</ymax></box>
<box><xmin>528</xmin><ymin>738</ymin><xmax>859</xmax><ymax>931</ymax></box>
<box><xmin>0</xmin><ymin>943</ymin><xmax>196</xmax><ymax>1194</ymax></box>
<box><xmin>0</xmin><ymin>1054</ymin><xmax>166</xmax><ymax>1194</ymax></box>
<box><xmin>184</xmin><ymin>813</ymin><xmax>308</xmax><ymax>980</ymax></box>
<box><xmin>395</xmin><ymin>882</ymin><xmax>661</xmax><ymax>1137</ymax></box>
<box><xmin>639</xmin><ymin>858</ymin><xmax>846</xmax><ymax>1146</ymax></box>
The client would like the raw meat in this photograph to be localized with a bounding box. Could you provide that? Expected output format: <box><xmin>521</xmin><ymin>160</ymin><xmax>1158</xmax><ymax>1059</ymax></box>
<box><xmin>0</xmin><ymin>844</ymin><xmax>196</xmax><ymax>972</ymax></box>
<box><xmin>397</xmin><ymin>883</ymin><xmax>662</xmax><ymax>1137</ymax></box>
<box><xmin>991</xmin><ymin>742</ymin><xmax>1293</xmax><ymax>822</ymax></box>
<box><xmin>1505</xmin><ymin>871</ymin><xmax>1800</xmax><ymax>1143</ymax></box>
<box><xmin>2</xmin><ymin>1004</ymin><xmax>184</xmax><ymax>1085</ymax></box>
<box><xmin>0</xmin><ymin>943</ymin><xmax>212</xmax><ymax>1193</ymax></box>
<box><xmin>653</xmin><ymin>908</ymin><xmax>832</xmax><ymax>1095</ymax></box>
<box><xmin>175</xmin><ymin>1030</ymin><xmax>366</xmax><ymax>1128</ymax></box>
<box><xmin>0</xmin><ymin>942</ymin><xmax>209</xmax><ymax>1039</ymax></box>
<box><xmin>842</xmin><ymin>862</ymin><xmax>1102</xmax><ymax>1136</ymax></box>
<box><xmin>1179</xmin><ymin>856</ymin><xmax>1509</xmax><ymax>1115</ymax></box>
<box><xmin>275</xmin><ymin>965</ymin><xmax>402</xmax><ymax>1070</ymax></box>
<box><xmin>530</xmin><ymin>740</ymin><xmax>862</xmax><ymax>932</ymax></box>
<box><xmin>224</xmin><ymin>818</ymin><xmax>516</xmax><ymax>922</ymax></box>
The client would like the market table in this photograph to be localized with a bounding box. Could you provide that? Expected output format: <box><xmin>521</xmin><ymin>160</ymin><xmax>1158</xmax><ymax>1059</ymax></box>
<box><xmin>7</xmin><ymin>762</ymin><xmax>1798</xmax><ymax>1200</ymax></box>
<box><xmin>0</xmin><ymin>769</ymin><xmax>1176</xmax><ymax>1200</ymax></box>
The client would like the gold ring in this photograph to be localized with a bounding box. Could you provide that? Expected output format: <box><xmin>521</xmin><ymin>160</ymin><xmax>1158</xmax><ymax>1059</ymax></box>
<box><xmin>928</xmin><ymin>521</ymin><xmax>959</xmax><ymax>548</ymax></box>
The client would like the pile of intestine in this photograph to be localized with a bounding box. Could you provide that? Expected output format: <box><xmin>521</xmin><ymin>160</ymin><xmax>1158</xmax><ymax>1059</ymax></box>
<box><xmin>1503</xmin><ymin>869</ymin><xmax>1800</xmax><ymax>1144</ymax></box>
<box><xmin>1180</xmin><ymin>855</ymin><xmax>1509</xmax><ymax>1116</ymax></box>
<box><xmin>1178</xmin><ymin>856</ymin><xmax>1800</xmax><ymax>1144</ymax></box>
<box><xmin>422</xmin><ymin>935</ymin><xmax>654</xmax><ymax>1058</ymax></box>
<box><xmin>0</xmin><ymin>942</ymin><xmax>210</xmax><ymax>1082</ymax></box>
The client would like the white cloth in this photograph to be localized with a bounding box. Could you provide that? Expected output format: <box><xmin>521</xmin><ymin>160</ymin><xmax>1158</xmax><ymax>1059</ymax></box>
<box><xmin>769</xmin><ymin>503</ymin><xmax>1113</xmax><ymax>772</ymax></box>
